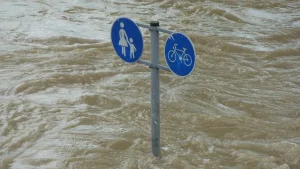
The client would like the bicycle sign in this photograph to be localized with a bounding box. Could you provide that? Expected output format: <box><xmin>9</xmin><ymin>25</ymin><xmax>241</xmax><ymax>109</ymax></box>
<box><xmin>164</xmin><ymin>33</ymin><xmax>196</xmax><ymax>77</ymax></box>
<box><xmin>168</xmin><ymin>44</ymin><xmax>192</xmax><ymax>66</ymax></box>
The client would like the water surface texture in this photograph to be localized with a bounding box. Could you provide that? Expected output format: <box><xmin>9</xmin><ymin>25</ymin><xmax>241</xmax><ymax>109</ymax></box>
<box><xmin>0</xmin><ymin>0</ymin><xmax>300</xmax><ymax>169</ymax></box>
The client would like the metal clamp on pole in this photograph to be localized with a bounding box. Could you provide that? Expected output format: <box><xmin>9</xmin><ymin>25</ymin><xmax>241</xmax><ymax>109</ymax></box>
<box><xmin>137</xmin><ymin>60</ymin><xmax>170</xmax><ymax>72</ymax></box>
<box><xmin>149</xmin><ymin>64</ymin><xmax>157</xmax><ymax>69</ymax></box>
<box><xmin>150</xmin><ymin>21</ymin><xmax>160</xmax><ymax>157</ymax></box>
<box><xmin>137</xmin><ymin>22</ymin><xmax>174</xmax><ymax>34</ymax></box>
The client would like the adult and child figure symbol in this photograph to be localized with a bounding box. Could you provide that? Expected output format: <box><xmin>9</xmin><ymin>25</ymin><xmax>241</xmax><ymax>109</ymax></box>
<box><xmin>118</xmin><ymin>22</ymin><xmax>136</xmax><ymax>59</ymax></box>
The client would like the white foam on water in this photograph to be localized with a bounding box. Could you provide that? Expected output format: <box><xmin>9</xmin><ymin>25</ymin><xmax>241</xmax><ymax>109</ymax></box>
<box><xmin>24</xmin><ymin>87</ymin><xmax>86</xmax><ymax>105</ymax></box>
<box><xmin>292</xmin><ymin>20</ymin><xmax>300</xmax><ymax>27</ymax></box>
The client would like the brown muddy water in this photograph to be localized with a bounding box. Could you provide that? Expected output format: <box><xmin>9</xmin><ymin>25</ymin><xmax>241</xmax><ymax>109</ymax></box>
<box><xmin>0</xmin><ymin>0</ymin><xmax>300</xmax><ymax>169</ymax></box>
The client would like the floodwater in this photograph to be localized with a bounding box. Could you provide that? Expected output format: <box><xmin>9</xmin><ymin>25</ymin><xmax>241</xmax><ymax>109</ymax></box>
<box><xmin>0</xmin><ymin>0</ymin><xmax>300</xmax><ymax>169</ymax></box>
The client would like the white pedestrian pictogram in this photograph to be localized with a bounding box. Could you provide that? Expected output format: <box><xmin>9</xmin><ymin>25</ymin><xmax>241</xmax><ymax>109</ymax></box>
<box><xmin>119</xmin><ymin>22</ymin><xmax>128</xmax><ymax>57</ymax></box>
<box><xmin>128</xmin><ymin>38</ymin><xmax>136</xmax><ymax>59</ymax></box>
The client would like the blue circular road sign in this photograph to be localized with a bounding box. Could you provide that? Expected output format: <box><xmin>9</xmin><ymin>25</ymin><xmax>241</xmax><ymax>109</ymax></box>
<box><xmin>164</xmin><ymin>33</ymin><xmax>196</xmax><ymax>77</ymax></box>
<box><xmin>111</xmin><ymin>17</ymin><xmax>144</xmax><ymax>63</ymax></box>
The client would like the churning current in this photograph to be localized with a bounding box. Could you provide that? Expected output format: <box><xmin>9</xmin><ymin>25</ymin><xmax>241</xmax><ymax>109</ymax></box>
<box><xmin>0</xmin><ymin>0</ymin><xmax>300</xmax><ymax>169</ymax></box>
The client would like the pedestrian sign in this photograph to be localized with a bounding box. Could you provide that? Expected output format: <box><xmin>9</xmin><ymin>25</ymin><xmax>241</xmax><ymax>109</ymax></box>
<box><xmin>164</xmin><ymin>33</ymin><xmax>196</xmax><ymax>77</ymax></box>
<box><xmin>111</xmin><ymin>17</ymin><xmax>144</xmax><ymax>63</ymax></box>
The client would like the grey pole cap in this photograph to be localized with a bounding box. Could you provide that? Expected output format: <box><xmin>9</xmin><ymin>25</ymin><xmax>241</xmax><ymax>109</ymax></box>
<box><xmin>150</xmin><ymin>21</ymin><xmax>159</xmax><ymax>27</ymax></box>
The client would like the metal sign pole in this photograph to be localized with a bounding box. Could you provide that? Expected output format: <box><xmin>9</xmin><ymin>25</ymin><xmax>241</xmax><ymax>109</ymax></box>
<box><xmin>150</xmin><ymin>21</ymin><xmax>160</xmax><ymax>157</ymax></box>
<box><xmin>111</xmin><ymin>18</ymin><xmax>196</xmax><ymax>158</ymax></box>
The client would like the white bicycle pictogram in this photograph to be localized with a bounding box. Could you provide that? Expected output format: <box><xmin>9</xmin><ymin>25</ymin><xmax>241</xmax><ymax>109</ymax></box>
<box><xmin>167</xmin><ymin>44</ymin><xmax>192</xmax><ymax>66</ymax></box>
